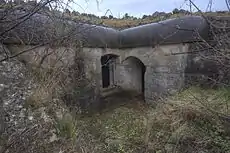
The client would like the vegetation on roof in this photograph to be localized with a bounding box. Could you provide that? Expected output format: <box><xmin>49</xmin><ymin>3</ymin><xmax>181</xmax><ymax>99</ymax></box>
<box><xmin>1</xmin><ymin>0</ymin><xmax>230</xmax><ymax>30</ymax></box>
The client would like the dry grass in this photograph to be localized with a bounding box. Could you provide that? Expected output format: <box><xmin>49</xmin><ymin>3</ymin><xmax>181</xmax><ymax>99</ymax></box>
<box><xmin>24</xmin><ymin>67</ymin><xmax>61</xmax><ymax>109</ymax></box>
<box><xmin>6</xmin><ymin>53</ymin><xmax>230</xmax><ymax>153</ymax></box>
<box><xmin>146</xmin><ymin>86</ymin><xmax>230</xmax><ymax>153</ymax></box>
<box><xmin>7</xmin><ymin>66</ymin><xmax>230</xmax><ymax>153</ymax></box>
<box><xmin>71</xmin><ymin>12</ymin><xmax>230</xmax><ymax>29</ymax></box>
<box><xmin>71</xmin><ymin>86</ymin><xmax>230</xmax><ymax>153</ymax></box>
<box><xmin>54</xmin><ymin>112</ymin><xmax>78</xmax><ymax>140</ymax></box>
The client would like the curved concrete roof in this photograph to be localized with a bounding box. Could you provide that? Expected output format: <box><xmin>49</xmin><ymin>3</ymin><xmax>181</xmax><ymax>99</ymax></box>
<box><xmin>0</xmin><ymin>10</ymin><xmax>209</xmax><ymax>48</ymax></box>
<box><xmin>120</xmin><ymin>16</ymin><xmax>209</xmax><ymax>48</ymax></box>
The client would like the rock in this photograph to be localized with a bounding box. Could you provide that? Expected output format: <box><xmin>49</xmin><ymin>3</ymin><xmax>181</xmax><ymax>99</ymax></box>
<box><xmin>49</xmin><ymin>130</ymin><xmax>59</xmax><ymax>142</ymax></box>
<box><xmin>28</xmin><ymin>116</ymin><xmax>33</xmax><ymax>120</ymax></box>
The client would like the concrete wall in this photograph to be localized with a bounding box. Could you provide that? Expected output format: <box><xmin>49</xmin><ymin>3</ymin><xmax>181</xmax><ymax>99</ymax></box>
<box><xmin>5</xmin><ymin>43</ymin><xmax>189</xmax><ymax>104</ymax></box>
<box><xmin>144</xmin><ymin>44</ymin><xmax>188</xmax><ymax>101</ymax></box>
<box><xmin>5</xmin><ymin>45</ymin><xmax>101</xmax><ymax>111</ymax></box>
<box><xmin>82</xmin><ymin>43</ymin><xmax>189</xmax><ymax>103</ymax></box>
<box><xmin>6</xmin><ymin>45</ymin><xmax>76</xmax><ymax>69</ymax></box>
<box><xmin>117</xmin><ymin>57</ymin><xmax>144</xmax><ymax>94</ymax></box>
<box><xmin>4</xmin><ymin>16</ymin><xmax>229</xmax><ymax>107</ymax></box>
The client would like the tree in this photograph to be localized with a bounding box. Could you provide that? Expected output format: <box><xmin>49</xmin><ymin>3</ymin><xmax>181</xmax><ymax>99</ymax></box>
<box><xmin>27</xmin><ymin>0</ymin><xmax>37</xmax><ymax>6</ymax></box>
<box><xmin>179</xmin><ymin>9</ymin><xmax>189</xmax><ymax>14</ymax></box>
<box><xmin>101</xmin><ymin>16</ymin><xmax>108</xmax><ymax>19</ymax></box>
<box><xmin>123</xmin><ymin>13</ymin><xmax>129</xmax><ymax>19</ymax></box>
<box><xmin>142</xmin><ymin>15</ymin><xmax>148</xmax><ymax>19</ymax></box>
<box><xmin>172</xmin><ymin>8</ymin><xmax>179</xmax><ymax>14</ymax></box>
<box><xmin>64</xmin><ymin>9</ymin><xmax>71</xmax><ymax>15</ymax></box>
<box><xmin>14</xmin><ymin>0</ymin><xmax>24</xmax><ymax>5</ymax></box>
<box><xmin>72</xmin><ymin>10</ymin><xmax>80</xmax><ymax>16</ymax></box>
<box><xmin>109</xmin><ymin>15</ymin><xmax>113</xmax><ymax>19</ymax></box>
<box><xmin>0</xmin><ymin>0</ymin><xmax>6</xmax><ymax>5</ymax></box>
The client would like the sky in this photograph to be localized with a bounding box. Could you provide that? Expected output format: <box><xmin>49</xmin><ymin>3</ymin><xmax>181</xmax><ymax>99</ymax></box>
<box><xmin>70</xmin><ymin>0</ymin><xmax>228</xmax><ymax>18</ymax></box>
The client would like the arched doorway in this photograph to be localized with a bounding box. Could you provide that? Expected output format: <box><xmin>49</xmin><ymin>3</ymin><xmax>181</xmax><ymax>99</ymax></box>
<box><xmin>100</xmin><ymin>54</ymin><xmax>118</xmax><ymax>88</ymax></box>
<box><xmin>120</xmin><ymin>56</ymin><xmax>146</xmax><ymax>96</ymax></box>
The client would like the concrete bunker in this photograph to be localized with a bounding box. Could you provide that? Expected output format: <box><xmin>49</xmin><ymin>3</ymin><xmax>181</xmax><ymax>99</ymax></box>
<box><xmin>101</xmin><ymin>54</ymin><xmax>118</xmax><ymax>88</ymax></box>
<box><xmin>0</xmin><ymin>12</ymin><xmax>211</xmax><ymax>104</ymax></box>
<box><xmin>121</xmin><ymin>56</ymin><xmax>146</xmax><ymax>96</ymax></box>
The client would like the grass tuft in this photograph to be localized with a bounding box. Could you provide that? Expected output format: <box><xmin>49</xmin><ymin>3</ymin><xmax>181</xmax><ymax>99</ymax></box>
<box><xmin>54</xmin><ymin>113</ymin><xmax>78</xmax><ymax>140</ymax></box>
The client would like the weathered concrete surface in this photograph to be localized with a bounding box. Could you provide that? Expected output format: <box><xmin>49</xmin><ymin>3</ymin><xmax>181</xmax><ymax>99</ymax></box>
<box><xmin>144</xmin><ymin>44</ymin><xmax>188</xmax><ymax>101</ymax></box>
<box><xmin>117</xmin><ymin>56</ymin><xmax>145</xmax><ymax>94</ymax></box>
<box><xmin>5</xmin><ymin>45</ymin><xmax>101</xmax><ymax>111</ymax></box>
<box><xmin>5</xmin><ymin>43</ymin><xmax>189</xmax><ymax>104</ymax></box>
<box><xmin>0</xmin><ymin>10</ymin><xmax>209</xmax><ymax>48</ymax></box>
<box><xmin>2</xmin><ymin>13</ymin><xmax>230</xmax><ymax>111</ymax></box>
<box><xmin>82</xmin><ymin>43</ymin><xmax>188</xmax><ymax>103</ymax></box>
<box><xmin>6</xmin><ymin>45</ymin><xmax>76</xmax><ymax>69</ymax></box>
<box><xmin>0</xmin><ymin>11</ymin><xmax>215</xmax><ymax>106</ymax></box>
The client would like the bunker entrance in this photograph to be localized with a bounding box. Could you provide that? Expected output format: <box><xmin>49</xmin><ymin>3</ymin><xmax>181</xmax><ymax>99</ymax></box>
<box><xmin>101</xmin><ymin>54</ymin><xmax>118</xmax><ymax>88</ymax></box>
<box><xmin>122</xmin><ymin>56</ymin><xmax>146</xmax><ymax>97</ymax></box>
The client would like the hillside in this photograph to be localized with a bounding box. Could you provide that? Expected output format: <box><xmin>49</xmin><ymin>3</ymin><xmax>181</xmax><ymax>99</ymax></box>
<box><xmin>1</xmin><ymin>1</ymin><xmax>229</xmax><ymax>29</ymax></box>
<box><xmin>1</xmin><ymin>49</ymin><xmax>230</xmax><ymax>152</ymax></box>
<box><xmin>0</xmin><ymin>1</ymin><xmax>230</xmax><ymax>153</ymax></box>
<box><xmin>69</xmin><ymin>11</ymin><xmax>230</xmax><ymax>29</ymax></box>
<box><xmin>1</xmin><ymin>56</ymin><xmax>230</xmax><ymax>153</ymax></box>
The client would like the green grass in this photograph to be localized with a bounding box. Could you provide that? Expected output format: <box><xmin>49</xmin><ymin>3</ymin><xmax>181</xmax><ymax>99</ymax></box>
<box><xmin>71</xmin><ymin>86</ymin><xmax>230</xmax><ymax>153</ymax></box>
<box><xmin>54</xmin><ymin>113</ymin><xmax>78</xmax><ymax>141</ymax></box>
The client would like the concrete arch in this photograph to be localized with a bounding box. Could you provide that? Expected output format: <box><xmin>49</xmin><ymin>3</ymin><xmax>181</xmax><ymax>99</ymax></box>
<box><xmin>100</xmin><ymin>48</ymin><xmax>122</xmax><ymax>63</ymax></box>
<box><xmin>119</xmin><ymin>56</ymin><xmax>146</xmax><ymax>96</ymax></box>
<box><xmin>101</xmin><ymin>51</ymin><xmax>120</xmax><ymax>57</ymax></box>
<box><xmin>123</xmin><ymin>54</ymin><xmax>146</xmax><ymax>66</ymax></box>
<box><xmin>121</xmin><ymin>47</ymin><xmax>152</xmax><ymax>66</ymax></box>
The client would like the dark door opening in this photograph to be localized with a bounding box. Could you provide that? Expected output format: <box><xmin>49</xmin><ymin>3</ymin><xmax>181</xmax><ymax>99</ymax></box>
<box><xmin>122</xmin><ymin>56</ymin><xmax>146</xmax><ymax>99</ymax></box>
<box><xmin>141</xmin><ymin>65</ymin><xmax>146</xmax><ymax>94</ymax></box>
<box><xmin>101</xmin><ymin>54</ymin><xmax>118</xmax><ymax>88</ymax></box>
<box><xmin>101</xmin><ymin>59</ymin><xmax>110</xmax><ymax>88</ymax></box>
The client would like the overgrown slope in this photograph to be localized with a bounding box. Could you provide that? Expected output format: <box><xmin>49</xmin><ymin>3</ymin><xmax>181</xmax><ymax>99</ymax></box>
<box><xmin>1</xmin><ymin>47</ymin><xmax>230</xmax><ymax>153</ymax></box>
<box><xmin>73</xmin><ymin>86</ymin><xmax>230</xmax><ymax>153</ymax></box>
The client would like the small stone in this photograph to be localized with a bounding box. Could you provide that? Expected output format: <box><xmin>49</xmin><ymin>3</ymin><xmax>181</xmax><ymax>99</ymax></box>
<box><xmin>18</xmin><ymin>105</ymin><xmax>23</xmax><ymax>109</ymax></box>
<box><xmin>19</xmin><ymin>111</ymin><xmax>25</xmax><ymax>118</ymax></box>
<box><xmin>0</xmin><ymin>84</ymin><xmax>5</xmax><ymax>92</ymax></box>
<box><xmin>28</xmin><ymin>116</ymin><xmax>33</xmax><ymax>120</ymax></box>
<box><xmin>49</xmin><ymin>132</ymin><xmax>58</xmax><ymax>142</ymax></box>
